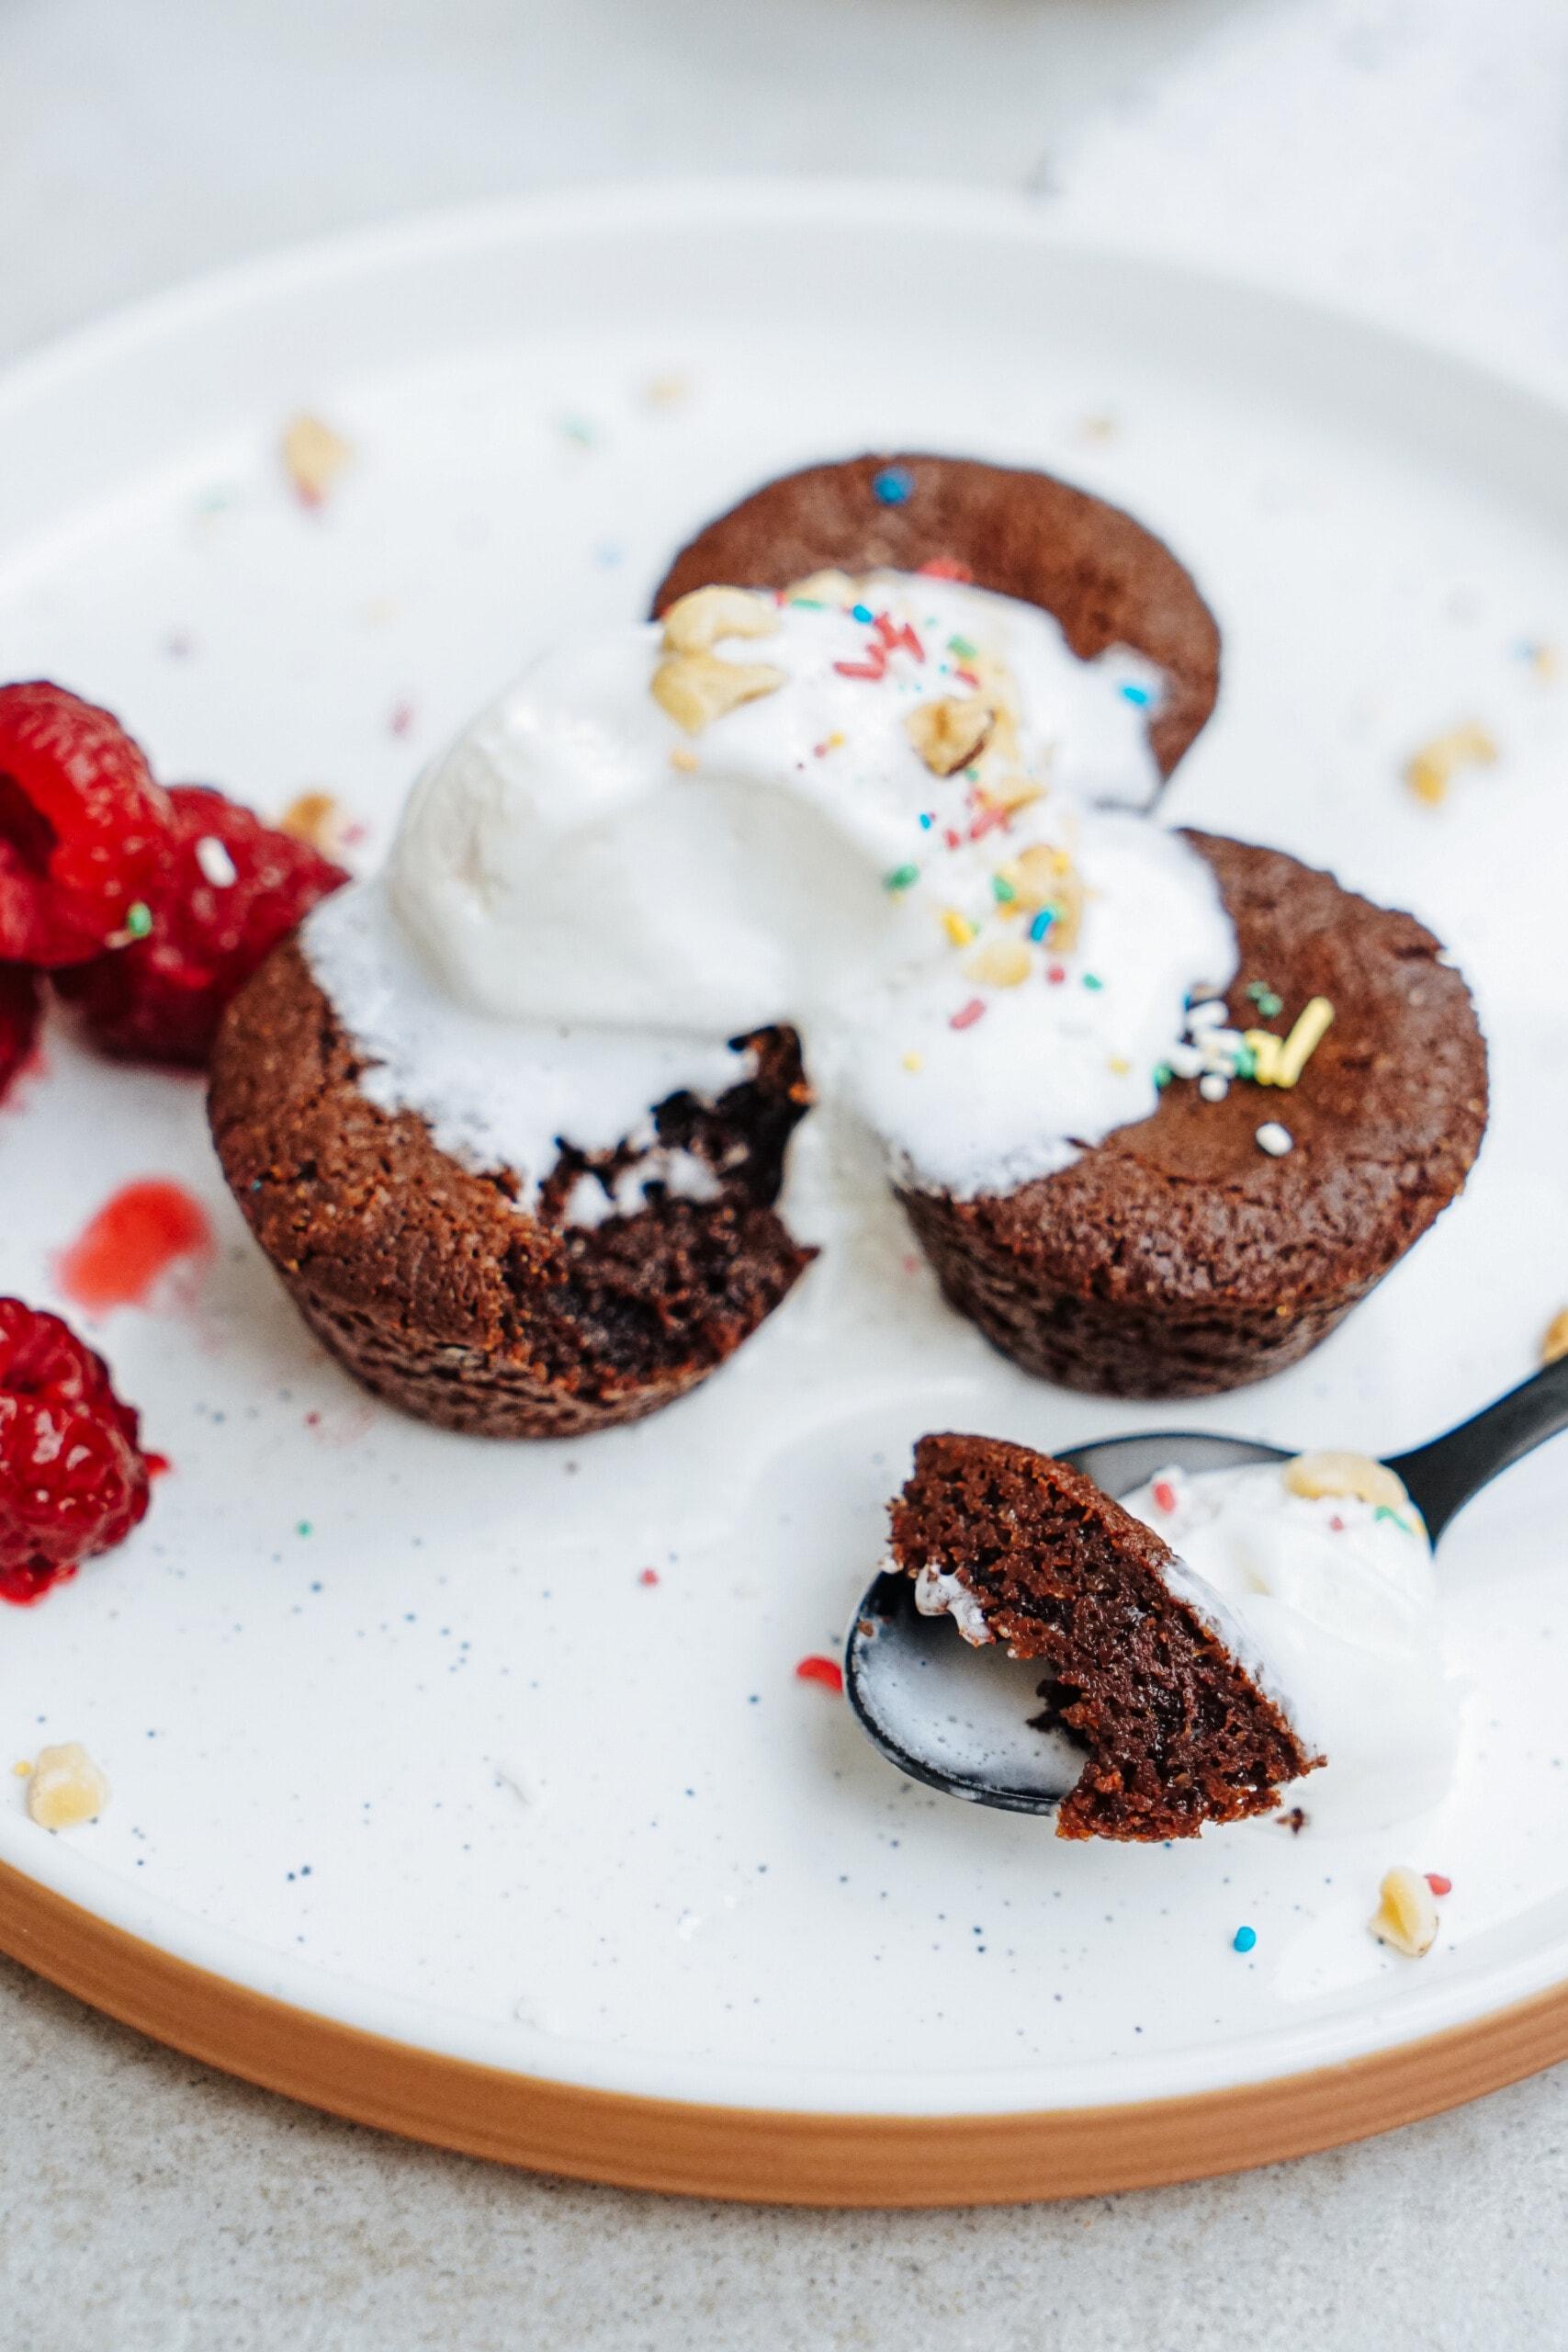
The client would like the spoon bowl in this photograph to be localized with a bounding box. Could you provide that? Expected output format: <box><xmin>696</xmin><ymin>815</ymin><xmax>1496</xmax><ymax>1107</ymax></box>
<box><xmin>844</xmin><ymin>1359</ymin><xmax>1568</xmax><ymax>1815</ymax></box>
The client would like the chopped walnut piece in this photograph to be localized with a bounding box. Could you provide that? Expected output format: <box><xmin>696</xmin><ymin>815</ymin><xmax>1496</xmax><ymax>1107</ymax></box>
<box><xmin>1284</xmin><ymin>1450</ymin><xmax>1411</xmax><ymax>1512</ymax></box>
<box><xmin>1404</xmin><ymin>720</ymin><xmax>1497</xmax><ymax>807</ymax></box>
<box><xmin>28</xmin><ymin>1743</ymin><xmax>110</xmax><ymax>1831</ymax></box>
<box><xmin>1541</xmin><ymin>1309</ymin><xmax>1568</xmax><ymax>1366</ymax></box>
<box><xmin>651</xmin><ymin>652</ymin><xmax>785</xmax><ymax>735</ymax></box>
<box><xmin>278</xmin><ymin>790</ymin><xmax>350</xmax><ymax>859</ymax></box>
<box><xmin>1370</xmin><ymin>1865</ymin><xmax>1439</xmax><ymax>1957</ymax></box>
<box><xmin>907</xmin><ymin>696</ymin><xmax>996</xmax><ymax>778</ymax></box>
<box><xmin>660</xmin><ymin>585</ymin><xmax>779</xmax><ymax>656</ymax></box>
<box><xmin>282</xmin><ymin>413</ymin><xmax>353</xmax><ymax>508</ymax></box>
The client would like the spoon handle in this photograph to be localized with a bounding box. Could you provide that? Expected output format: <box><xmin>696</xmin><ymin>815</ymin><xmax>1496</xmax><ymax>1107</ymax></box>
<box><xmin>1388</xmin><ymin>1355</ymin><xmax>1568</xmax><ymax>1544</ymax></box>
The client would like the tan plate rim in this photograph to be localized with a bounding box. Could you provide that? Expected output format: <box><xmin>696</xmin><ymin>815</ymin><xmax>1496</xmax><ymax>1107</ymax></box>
<box><xmin>4</xmin><ymin>1856</ymin><xmax>1565</xmax><ymax>2204</ymax></box>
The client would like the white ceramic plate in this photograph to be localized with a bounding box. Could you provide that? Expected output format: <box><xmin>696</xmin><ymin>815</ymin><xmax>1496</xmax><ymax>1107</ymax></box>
<box><xmin>1</xmin><ymin>184</ymin><xmax>1566</xmax><ymax>2179</ymax></box>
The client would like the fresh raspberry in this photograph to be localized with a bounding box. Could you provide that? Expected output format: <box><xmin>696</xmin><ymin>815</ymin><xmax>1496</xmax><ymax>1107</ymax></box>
<box><xmin>0</xmin><ymin>683</ymin><xmax>174</xmax><ymax>966</ymax></box>
<box><xmin>0</xmin><ymin>1298</ymin><xmax>152</xmax><ymax>1605</ymax></box>
<box><xmin>56</xmin><ymin>785</ymin><xmax>348</xmax><ymax>1067</ymax></box>
<box><xmin>0</xmin><ymin>964</ymin><xmax>39</xmax><ymax>1103</ymax></box>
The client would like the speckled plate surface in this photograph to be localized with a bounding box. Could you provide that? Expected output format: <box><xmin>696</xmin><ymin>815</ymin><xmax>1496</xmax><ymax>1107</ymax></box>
<box><xmin>1</xmin><ymin>184</ymin><xmax>1566</xmax><ymax>2198</ymax></box>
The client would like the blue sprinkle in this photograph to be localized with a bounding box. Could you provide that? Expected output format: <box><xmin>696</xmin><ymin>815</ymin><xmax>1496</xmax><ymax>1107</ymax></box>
<box><xmin>1029</xmin><ymin>909</ymin><xmax>1054</xmax><ymax>944</ymax></box>
<box><xmin>919</xmin><ymin>811</ymin><xmax>933</xmax><ymax>829</ymax></box>
<box><xmin>872</xmin><ymin>466</ymin><xmax>914</xmax><ymax>506</ymax></box>
<box><xmin>1120</xmin><ymin>682</ymin><xmax>1152</xmax><ymax>707</ymax></box>
<box><xmin>851</xmin><ymin>602</ymin><xmax>875</xmax><ymax>624</ymax></box>
<box><xmin>1233</xmin><ymin>1924</ymin><xmax>1258</xmax><ymax>1953</ymax></box>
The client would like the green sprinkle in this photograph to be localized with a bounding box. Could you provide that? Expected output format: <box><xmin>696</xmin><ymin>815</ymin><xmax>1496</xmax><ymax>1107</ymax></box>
<box><xmin>947</xmin><ymin>634</ymin><xmax>978</xmax><ymax>660</ymax></box>
<box><xmin>1247</xmin><ymin>981</ymin><xmax>1284</xmax><ymax>1018</ymax></box>
<box><xmin>296</xmin><ymin>1520</ymin><xmax>313</xmax><ymax>1537</ymax></box>
<box><xmin>1082</xmin><ymin>972</ymin><xmax>1105</xmax><ymax>991</ymax></box>
<box><xmin>125</xmin><ymin>901</ymin><xmax>152</xmax><ymax>939</ymax></box>
<box><xmin>1234</xmin><ymin>1045</ymin><xmax>1258</xmax><ymax>1080</ymax></box>
<box><xmin>789</xmin><ymin>595</ymin><xmax>825</xmax><ymax>610</ymax></box>
<box><xmin>1374</xmin><ymin>1505</ymin><xmax>1413</xmax><ymax>1532</ymax></box>
<box><xmin>1154</xmin><ymin>1062</ymin><xmax>1173</xmax><ymax>1089</ymax></box>
<box><xmin>885</xmin><ymin>864</ymin><xmax>919</xmax><ymax>893</ymax></box>
<box><xmin>991</xmin><ymin>875</ymin><xmax>1016</xmax><ymax>904</ymax></box>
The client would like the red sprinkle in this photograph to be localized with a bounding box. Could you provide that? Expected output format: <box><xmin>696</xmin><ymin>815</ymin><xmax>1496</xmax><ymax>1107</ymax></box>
<box><xmin>1426</xmin><ymin>1872</ymin><xmax>1452</xmax><ymax>1897</ymax></box>
<box><xmin>56</xmin><ymin>1180</ymin><xmax>212</xmax><ymax>1314</ymax></box>
<box><xmin>1152</xmin><ymin>1480</ymin><xmax>1178</xmax><ymax>1514</ymax></box>
<box><xmin>637</xmin><ymin>1566</ymin><xmax>660</xmax><ymax>1588</ymax></box>
<box><xmin>950</xmin><ymin>998</ymin><xmax>987</xmax><ymax>1031</ymax></box>
<box><xmin>918</xmin><ymin>557</ymin><xmax>974</xmax><ymax>582</ymax></box>
<box><xmin>795</xmin><ymin>1654</ymin><xmax>843</xmax><ymax>1693</ymax></box>
<box><xmin>967</xmin><ymin>805</ymin><xmax>1010</xmax><ymax>842</ymax></box>
<box><xmin>833</xmin><ymin>646</ymin><xmax>889</xmax><ymax>682</ymax></box>
<box><xmin>952</xmin><ymin>666</ymin><xmax>982</xmax><ymax>689</ymax></box>
<box><xmin>942</xmin><ymin>828</ymin><xmax>963</xmax><ymax>850</ymax></box>
<box><xmin>873</xmin><ymin>613</ymin><xmax>924</xmax><ymax>661</ymax></box>
<box><xmin>1046</xmin><ymin>963</ymin><xmax>1066</xmax><ymax>986</ymax></box>
<box><xmin>389</xmin><ymin>700</ymin><xmax>415</xmax><ymax>738</ymax></box>
<box><xmin>1328</xmin><ymin>1514</ymin><xmax>1346</xmax><ymax>1532</ymax></box>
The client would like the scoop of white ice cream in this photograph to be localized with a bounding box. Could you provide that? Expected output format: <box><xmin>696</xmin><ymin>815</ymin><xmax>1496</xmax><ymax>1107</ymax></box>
<box><xmin>1121</xmin><ymin>1460</ymin><xmax>1460</xmax><ymax>1831</ymax></box>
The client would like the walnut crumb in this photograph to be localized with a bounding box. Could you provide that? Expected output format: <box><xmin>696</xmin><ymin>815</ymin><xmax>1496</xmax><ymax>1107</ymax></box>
<box><xmin>27</xmin><ymin>1743</ymin><xmax>110</xmax><ymax>1831</ymax></box>
<box><xmin>1370</xmin><ymin>1865</ymin><xmax>1438</xmax><ymax>1957</ymax></box>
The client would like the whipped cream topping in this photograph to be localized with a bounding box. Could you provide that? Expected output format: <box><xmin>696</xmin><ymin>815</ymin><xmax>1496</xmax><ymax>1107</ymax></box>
<box><xmin>307</xmin><ymin>571</ymin><xmax>1235</xmax><ymax>1213</ymax></box>
<box><xmin>1120</xmin><ymin>1462</ymin><xmax>1459</xmax><ymax>1831</ymax></box>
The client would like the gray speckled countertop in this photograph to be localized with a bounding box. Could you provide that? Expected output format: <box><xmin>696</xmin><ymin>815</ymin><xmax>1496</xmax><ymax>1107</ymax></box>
<box><xmin>4</xmin><ymin>3</ymin><xmax>1567</xmax><ymax>2342</ymax></box>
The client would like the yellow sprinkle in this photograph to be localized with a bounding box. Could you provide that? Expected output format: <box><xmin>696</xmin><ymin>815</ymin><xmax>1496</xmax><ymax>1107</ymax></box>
<box><xmin>1404</xmin><ymin>720</ymin><xmax>1498</xmax><ymax>807</ymax></box>
<box><xmin>826</xmin><ymin>730</ymin><xmax>845</xmax><ymax>752</ymax></box>
<box><xmin>1529</xmin><ymin>642</ymin><xmax>1560</xmax><ymax>682</ymax></box>
<box><xmin>966</xmin><ymin>937</ymin><xmax>1032</xmax><ymax>989</ymax></box>
<box><xmin>669</xmin><ymin>746</ymin><xmax>699</xmax><ymax>773</ymax></box>
<box><xmin>644</xmin><ymin>372</ymin><xmax>690</xmax><ymax>409</ymax></box>
<box><xmin>1245</xmin><ymin>1028</ymin><xmax>1283</xmax><ymax>1085</ymax></box>
<box><xmin>1108</xmin><ymin>1055</ymin><xmax>1131</xmax><ymax>1077</ymax></box>
<box><xmin>902</xmin><ymin>1050</ymin><xmax>923</xmax><ymax>1073</ymax></box>
<box><xmin>1541</xmin><ymin>1308</ymin><xmax>1568</xmax><ymax>1366</ymax></box>
<box><xmin>12</xmin><ymin>1760</ymin><xmax>32</xmax><ymax>1779</ymax></box>
<box><xmin>942</xmin><ymin>908</ymin><xmax>976</xmax><ymax>948</ymax></box>
<box><xmin>1273</xmin><ymin>996</ymin><xmax>1335</xmax><ymax>1088</ymax></box>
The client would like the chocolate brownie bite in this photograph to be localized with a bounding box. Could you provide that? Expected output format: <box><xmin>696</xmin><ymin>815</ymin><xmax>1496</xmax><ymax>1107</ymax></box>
<box><xmin>650</xmin><ymin>452</ymin><xmax>1220</xmax><ymax>785</ymax></box>
<box><xmin>900</xmin><ymin>832</ymin><xmax>1488</xmax><ymax>1397</ymax></box>
<box><xmin>209</xmin><ymin>939</ymin><xmax>813</xmax><ymax>1437</ymax></box>
<box><xmin>890</xmin><ymin>1433</ymin><xmax>1320</xmax><ymax>1840</ymax></box>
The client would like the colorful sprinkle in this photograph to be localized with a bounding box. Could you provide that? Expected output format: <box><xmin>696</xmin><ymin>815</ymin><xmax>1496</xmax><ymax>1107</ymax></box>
<box><xmin>990</xmin><ymin>875</ymin><xmax>1016</xmax><ymax>905</ymax></box>
<box><xmin>947</xmin><ymin>634</ymin><xmax>978</xmax><ymax>661</ymax></box>
<box><xmin>1152</xmin><ymin>1480</ymin><xmax>1178</xmax><ymax>1513</ymax></box>
<box><xmin>125</xmin><ymin>901</ymin><xmax>153</xmax><ymax>939</ymax></box>
<box><xmin>1119</xmin><ymin>682</ymin><xmax>1151</xmax><ymax>707</ymax></box>
<box><xmin>950</xmin><ymin>998</ymin><xmax>987</xmax><ymax>1031</ymax></box>
<box><xmin>942</xmin><ymin>908</ymin><xmax>976</xmax><ymax>947</ymax></box>
<box><xmin>885</xmin><ymin>863</ymin><xmax>919</xmax><ymax>893</ymax></box>
<box><xmin>795</xmin><ymin>1654</ymin><xmax>844</xmax><ymax>1693</ymax></box>
<box><xmin>1046</xmin><ymin>963</ymin><xmax>1066</xmax><ymax>986</ymax></box>
<box><xmin>1082</xmin><ymin>972</ymin><xmax>1104</xmax><ymax>991</ymax></box>
<box><xmin>1247</xmin><ymin>981</ymin><xmax>1284</xmax><ymax>1017</ymax></box>
<box><xmin>872</xmin><ymin>466</ymin><xmax>914</xmax><ymax>506</ymax></box>
<box><xmin>1233</xmin><ymin>1925</ymin><xmax>1258</xmax><ymax>1953</ymax></box>
<box><xmin>1256</xmin><ymin>1121</ymin><xmax>1294</xmax><ymax>1157</ymax></box>
<box><xmin>918</xmin><ymin>557</ymin><xmax>973</xmax><ymax>582</ymax></box>
<box><xmin>1108</xmin><ymin>1055</ymin><xmax>1131</xmax><ymax>1077</ymax></box>
<box><xmin>851</xmin><ymin>603</ymin><xmax>875</xmax><ymax>625</ymax></box>
<box><xmin>919</xmin><ymin>811</ymin><xmax>933</xmax><ymax>829</ymax></box>
<box><xmin>637</xmin><ymin>1567</ymin><xmax>660</xmax><ymax>1588</ymax></box>
<box><xmin>902</xmin><ymin>1050</ymin><xmax>923</xmax><ymax>1073</ymax></box>
<box><xmin>1425</xmin><ymin>1872</ymin><xmax>1453</xmax><ymax>1897</ymax></box>
<box><xmin>1153</xmin><ymin>1062</ymin><xmax>1172</xmax><ymax>1088</ymax></box>
<box><xmin>1029</xmin><ymin>909</ymin><xmax>1054</xmax><ymax>944</ymax></box>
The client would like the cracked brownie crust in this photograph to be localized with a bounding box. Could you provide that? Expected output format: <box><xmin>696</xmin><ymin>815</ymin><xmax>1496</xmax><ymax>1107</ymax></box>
<box><xmin>649</xmin><ymin>450</ymin><xmax>1222</xmax><ymax>781</ymax></box>
<box><xmin>208</xmin><ymin>939</ymin><xmax>815</xmax><ymax>1436</ymax></box>
<box><xmin>899</xmin><ymin>833</ymin><xmax>1489</xmax><ymax>1396</ymax></box>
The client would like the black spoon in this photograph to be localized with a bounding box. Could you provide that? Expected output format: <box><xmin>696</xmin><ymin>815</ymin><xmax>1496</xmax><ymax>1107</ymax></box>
<box><xmin>843</xmin><ymin>1356</ymin><xmax>1568</xmax><ymax>1815</ymax></box>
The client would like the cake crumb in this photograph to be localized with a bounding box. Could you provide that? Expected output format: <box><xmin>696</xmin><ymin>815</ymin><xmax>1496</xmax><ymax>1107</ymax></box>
<box><xmin>1540</xmin><ymin>1308</ymin><xmax>1568</xmax><ymax>1366</ymax></box>
<box><xmin>282</xmin><ymin>413</ymin><xmax>354</xmax><ymax>508</ymax></box>
<box><xmin>1403</xmin><ymin>719</ymin><xmax>1497</xmax><ymax>807</ymax></box>
<box><xmin>27</xmin><ymin>1743</ymin><xmax>110</xmax><ymax>1831</ymax></box>
<box><xmin>1370</xmin><ymin>1864</ymin><xmax>1439</xmax><ymax>1957</ymax></box>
